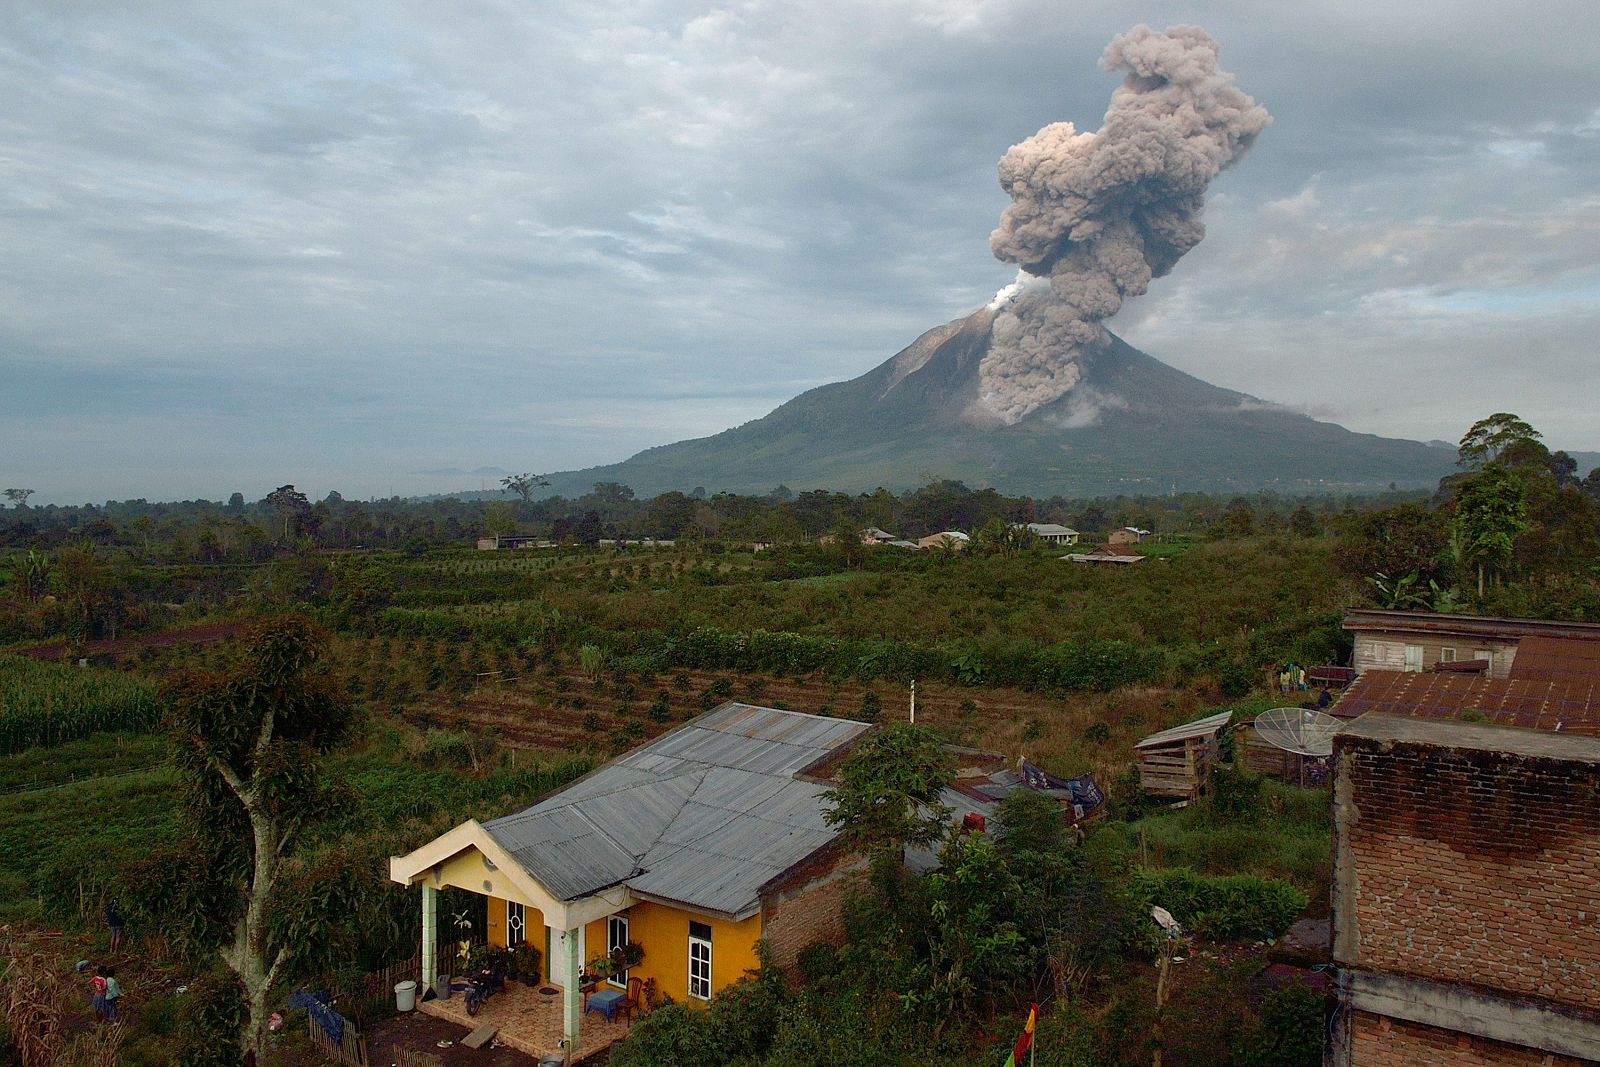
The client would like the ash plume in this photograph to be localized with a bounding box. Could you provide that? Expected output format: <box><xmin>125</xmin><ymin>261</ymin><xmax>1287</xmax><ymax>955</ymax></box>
<box><xmin>976</xmin><ymin>25</ymin><xmax>1270</xmax><ymax>424</ymax></box>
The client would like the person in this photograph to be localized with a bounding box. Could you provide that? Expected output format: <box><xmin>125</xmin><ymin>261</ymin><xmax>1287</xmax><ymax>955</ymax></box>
<box><xmin>1315</xmin><ymin>686</ymin><xmax>1333</xmax><ymax>709</ymax></box>
<box><xmin>105</xmin><ymin>902</ymin><xmax>124</xmax><ymax>952</ymax></box>
<box><xmin>90</xmin><ymin>967</ymin><xmax>109</xmax><ymax>1023</ymax></box>
<box><xmin>102</xmin><ymin>967</ymin><xmax>123</xmax><ymax>1023</ymax></box>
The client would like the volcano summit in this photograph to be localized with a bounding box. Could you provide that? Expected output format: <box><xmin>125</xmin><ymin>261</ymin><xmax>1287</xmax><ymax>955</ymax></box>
<box><xmin>539</xmin><ymin>309</ymin><xmax>1453</xmax><ymax>498</ymax></box>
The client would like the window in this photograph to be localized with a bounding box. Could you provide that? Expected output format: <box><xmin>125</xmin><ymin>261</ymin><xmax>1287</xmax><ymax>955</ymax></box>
<box><xmin>1475</xmin><ymin>649</ymin><xmax>1494</xmax><ymax>670</ymax></box>
<box><xmin>1403</xmin><ymin>645</ymin><xmax>1424</xmax><ymax>672</ymax></box>
<box><xmin>506</xmin><ymin>902</ymin><xmax>526</xmax><ymax>947</ymax></box>
<box><xmin>1440</xmin><ymin>647</ymin><xmax>1456</xmax><ymax>663</ymax></box>
<box><xmin>688</xmin><ymin>921</ymin><xmax>713</xmax><ymax>1001</ymax></box>
<box><xmin>607</xmin><ymin>914</ymin><xmax>630</xmax><ymax>988</ymax></box>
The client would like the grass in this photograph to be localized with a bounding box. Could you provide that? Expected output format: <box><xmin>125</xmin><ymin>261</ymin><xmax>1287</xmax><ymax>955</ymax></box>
<box><xmin>0</xmin><ymin>761</ymin><xmax>180</xmax><ymax>922</ymax></box>
<box><xmin>0</xmin><ymin>731</ymin><xmax>168</xmax><ymax>793</ymax></box>
<box><xmin>1096</xmin><ymin>780</ymin><xmax>1333</xmax><ymax>914</ymax></box>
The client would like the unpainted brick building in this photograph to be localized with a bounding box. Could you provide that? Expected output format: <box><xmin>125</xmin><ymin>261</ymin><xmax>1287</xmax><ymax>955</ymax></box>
<box><xmin>1330</xmin><ymin>715</ymin><xmax>1600</xmax><ymax>1065</ymax></box>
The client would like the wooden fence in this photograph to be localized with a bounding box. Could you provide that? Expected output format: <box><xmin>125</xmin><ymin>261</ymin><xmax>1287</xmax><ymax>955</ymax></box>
<box><xmin>306</xmin><ymin>1015</ymin><xmax>369</xmax><ymax>1067</ymax></box>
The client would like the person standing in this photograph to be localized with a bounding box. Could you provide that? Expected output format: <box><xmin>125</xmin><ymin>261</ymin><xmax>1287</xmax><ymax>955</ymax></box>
<box><xmin>90</xmin><ymin>967</ymin><xmax>108</xmax><ymax>1023</ymax></box>
<box><xmin>102</xmin><ymin>968</ymin><xmax>123</xmax><ymax>1023</ymax></box>
<box><xmin>105</xmin><ymin>902</ymin><xmax>124</xmax><ymax>952</ymax></box>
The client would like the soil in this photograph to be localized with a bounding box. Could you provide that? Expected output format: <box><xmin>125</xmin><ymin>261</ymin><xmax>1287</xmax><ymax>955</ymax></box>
<box><xmin>364</xmin><ymin>1011</ymin><xmax>544</xmax><ymax>1066</ymax></box>
<box><xmin>9</xmin><ymin>622</ymin><xmax>246</xmax><ymax>663</ymax></box>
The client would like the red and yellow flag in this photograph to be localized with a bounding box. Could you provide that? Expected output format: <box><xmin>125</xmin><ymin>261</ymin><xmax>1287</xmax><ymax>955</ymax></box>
<box><xmin>1002</xmin><ymin>1004</ymin><xmax>1038</xmax><ymax>1067</ymax></box>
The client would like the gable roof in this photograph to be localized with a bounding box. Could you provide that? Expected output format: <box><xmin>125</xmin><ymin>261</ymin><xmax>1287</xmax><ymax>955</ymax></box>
<box><xmin>1334</xmin><ymin>669</ymin><xmax>1600</xmax><ymax>737</ymax></box>
<box><xmin>480</xmin><ymin>703</ymin><xmax>871</xmax><ymax>919</ymax></box>
<box><xmin>1027</xmin><ymin>523</ymin><xmax>1078</xmax><ymax>536</ymax></box>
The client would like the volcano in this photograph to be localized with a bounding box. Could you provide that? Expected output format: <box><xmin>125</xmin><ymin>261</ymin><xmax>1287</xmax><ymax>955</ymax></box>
<box><xmin>539</xmin><ymin>308</ymin><xmax>1455</xmax><ymax>498</ymax></box>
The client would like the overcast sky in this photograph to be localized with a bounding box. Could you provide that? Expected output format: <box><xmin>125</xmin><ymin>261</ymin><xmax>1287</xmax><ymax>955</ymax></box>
<box><xmin>4</xmin><ymin>0</ymin><xmax>1598</xmax><ymax>504</ymax></box>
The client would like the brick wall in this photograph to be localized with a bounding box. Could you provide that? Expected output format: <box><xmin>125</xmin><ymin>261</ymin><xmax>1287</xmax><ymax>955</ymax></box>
<box><xmin>1351</xmin><ymin>1011</ymin><xmax>1592</xmax><ymax>1066</ymax></box>
<box><xmin>1338</xmin><ymin>736</ymin><xmax>1600</xmax><ymax>1011</ymax></box>
<box><xmin>759</xmin><ymin>846</ymin><xmax>868</xmax><ymax>977</ymax></box>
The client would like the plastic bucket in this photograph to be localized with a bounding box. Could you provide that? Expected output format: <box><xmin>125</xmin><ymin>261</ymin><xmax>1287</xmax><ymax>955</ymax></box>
<box><xmin>394</xmin><ymin>980</ymin><xmax>418</xmax><ymax>1012</ymax></box>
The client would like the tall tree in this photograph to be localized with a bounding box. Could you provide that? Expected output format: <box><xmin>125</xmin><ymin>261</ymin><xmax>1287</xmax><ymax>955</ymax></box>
<box><xmin>263</xmin><ymin>485</ymin><xmax>311</xmax><ymax>541</ymax></box>
<box><xmin>500</xmin><ymin>472</ymin><xmax>548</xmax><ymax>502</ymax></box>
<box><xmin>1457</xmin><ymin>413</ymin><xmax>1541</xmax><ymax>469</ymax></box>
<box><xmin>1452</xmin><ymin>466</ymin><xmax>1529</xmax><ymax>597</ymax></box>
<box><xmin>163</xmin><ymin>617</ymin><xmax>353</xmax><ymax>1057</ymax></box>
<box><xmin>3</xmin><ymin>488</ymin><xmax>35</xmax><ymax>509</ymax></box>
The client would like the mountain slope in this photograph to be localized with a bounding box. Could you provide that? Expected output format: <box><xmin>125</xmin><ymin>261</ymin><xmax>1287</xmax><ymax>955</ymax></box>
<box><xmin>541</xmin><ymin>309</ymin><xmax>1456</xmax><ymax>498</ymax></box>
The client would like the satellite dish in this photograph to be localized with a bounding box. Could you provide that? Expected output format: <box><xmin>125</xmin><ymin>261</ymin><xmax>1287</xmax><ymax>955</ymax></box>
<box><xmin>1252</xmin><ymin>707</ymin><xmax>1341</xmax><ymax>757</ymax></box>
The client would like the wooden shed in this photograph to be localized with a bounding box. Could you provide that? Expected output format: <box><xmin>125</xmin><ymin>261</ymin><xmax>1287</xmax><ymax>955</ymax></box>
<box><xmin>1133</xmin><ymin>710</ymin><xmax>1234</xmax><ymax>800</ymax></box>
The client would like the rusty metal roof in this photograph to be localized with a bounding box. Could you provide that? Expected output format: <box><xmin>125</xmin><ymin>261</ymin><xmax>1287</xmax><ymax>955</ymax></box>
<box><xmin>1342</xmin><ymin>609</ymin><xmax>1600</xmax><ymax>641</ymax></box>
<box><xmin>1334</xmin><ymin>669</ymin><xmax>1600</xmax><ymax>737</ymax></box>
<box><xmin>1508</xmin><ymin>636</ymin><xmax>1600</xmax><ymax>686</ymax></box>
<box><xmin>482</xmin><ymin>703</ymin><xmax>869</xmax><ymax>918</ymax></box>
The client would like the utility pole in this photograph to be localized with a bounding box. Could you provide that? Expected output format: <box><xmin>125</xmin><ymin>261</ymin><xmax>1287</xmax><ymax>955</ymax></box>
<box><xmin>909</xmin><ymin>679</ymin><xmax>917</xmax><ymax>723</ymax></box>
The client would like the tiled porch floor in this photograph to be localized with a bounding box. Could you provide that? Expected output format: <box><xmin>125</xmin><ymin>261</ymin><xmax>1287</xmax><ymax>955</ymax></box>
<box><xmin>418</xmin><ymin>979</ymin><xmax>633</xmax><ymax>1062</ymax></box>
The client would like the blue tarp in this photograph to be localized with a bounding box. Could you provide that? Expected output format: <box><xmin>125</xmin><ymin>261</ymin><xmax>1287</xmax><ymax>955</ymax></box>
<box><xmin>289</xmin><ymin>991</ymin><xmax>347</xmax><ymax>1047</ymax></box>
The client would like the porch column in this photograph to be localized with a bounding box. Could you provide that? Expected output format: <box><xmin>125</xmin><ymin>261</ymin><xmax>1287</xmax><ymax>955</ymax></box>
<box><xmin>421</xmin><ymin>883</ymin><xmax>438</xmax><ymax>995</ymax></box>
<box><xmin>563</xmin><ymin>926</ymin><xmax>582</xmax><ymax>1060</ymax></box>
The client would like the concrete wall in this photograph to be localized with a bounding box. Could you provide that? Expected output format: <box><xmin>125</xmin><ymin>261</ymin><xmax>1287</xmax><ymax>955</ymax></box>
<box><xmin>584</xmin><ymin>902</ymin><xmax>762</xmax><ymax>1005</ymax></box>
<box><xmin>1331</xmin><ymin>715</ymin><xmax>1600</xmax><ymax>1065</ymax></box>
<box><xmin>1350</xmin><ymin>1011</ymin><xmax>1593</xmax><ymax>1066</ymax></box>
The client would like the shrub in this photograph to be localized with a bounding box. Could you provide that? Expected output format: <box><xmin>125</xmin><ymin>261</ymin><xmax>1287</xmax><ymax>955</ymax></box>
<box><xmin>1128</xmin><ymin>868</ymin><xmax>1307</xmax><ymax>943</ymax></box>
<box><xmin>1084</xmin><ymin>721</ymin><xmax>1112</xmax><ymax>744</ymax></box>
<box><xmin>860</xmin><ymin>691</ymin><xmax>882</xmax><ymax>723</ymax></box>
<box><xmin>648</xmin><ymin>691</ymin><xmax>672</xmax><ymax>723</ymax></box>
<box><xmin>1231</xmin><ymin>982</ymin><xmax>1326</xmax><ymax>1067</ymax></box>
<box><xmin>1208</xmin><ymin>763</ymin><xmax>1264</xmax><ymax>818</ymax></box>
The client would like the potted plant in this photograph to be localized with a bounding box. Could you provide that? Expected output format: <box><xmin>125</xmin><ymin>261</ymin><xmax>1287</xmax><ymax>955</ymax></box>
<box><xmin>511</xmin><ymin>943</ymin><xmax>543</xmax><ymax>984</ymax></box>
<box><xmin>609</xmin><ymin>942</ymin><xmax>645</xmax><ymax>974</ymax></box>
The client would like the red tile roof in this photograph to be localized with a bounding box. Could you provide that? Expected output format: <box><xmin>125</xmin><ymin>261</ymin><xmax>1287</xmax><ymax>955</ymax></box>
<box><xmin>1334</xmin><ymin>669</ymin><xmax>1600</xmax><ymax>737</ymax></box>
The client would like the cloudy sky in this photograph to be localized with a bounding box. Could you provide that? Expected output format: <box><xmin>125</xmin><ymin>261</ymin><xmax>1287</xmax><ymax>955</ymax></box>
<box><xmin>4</xmin><ymin>0</ymin><xmax>1598</xmax><ymax>504</ymax></box>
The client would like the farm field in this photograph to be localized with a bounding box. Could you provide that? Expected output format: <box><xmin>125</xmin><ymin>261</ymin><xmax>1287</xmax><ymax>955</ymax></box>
<box><xmin>0</xmin><ymin>534</ymin><xmax>1353</xmax><ymax>1066</ymax></box>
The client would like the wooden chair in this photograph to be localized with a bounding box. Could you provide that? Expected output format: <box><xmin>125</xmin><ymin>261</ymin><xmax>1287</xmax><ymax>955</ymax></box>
<box><xmin>621</xmin><ymin>976</ymin><xmax>643</xmax><ymax>1023</ymax></box>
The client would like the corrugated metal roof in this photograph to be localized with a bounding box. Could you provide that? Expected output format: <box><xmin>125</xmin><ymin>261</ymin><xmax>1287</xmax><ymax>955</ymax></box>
<box><xmin>1134</xmin><ymin>710</ymin><xmax>1234</xmax><ymax>749</ymax></box>
<box><xmin>482</xmin><ymin>705</ymin><xmax>870</xmax><ymax>916</ymax></box>
<box><xmin>1334</xmin><ymin>669</ymin><xmax>1600</xmax><ymax>736</ymax></box>
<box><xmin>1508</xmin><ymin>636</ymin><xmax>1600</xmax><ymax>686</ymax></box>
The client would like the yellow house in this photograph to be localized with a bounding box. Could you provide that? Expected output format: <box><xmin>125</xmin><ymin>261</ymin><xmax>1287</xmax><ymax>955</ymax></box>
<box><xmin>389</xmin><ymin>703</ymin><xmax>872</xmax><ymax>1054</ymax></box>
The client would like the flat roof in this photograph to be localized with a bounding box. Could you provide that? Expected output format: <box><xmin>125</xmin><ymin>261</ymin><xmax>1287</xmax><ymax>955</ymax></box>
<box><xmin>1335</xmin><ymin>712</ymin><xmax>1600</xmax><ymax>764</ymax></box>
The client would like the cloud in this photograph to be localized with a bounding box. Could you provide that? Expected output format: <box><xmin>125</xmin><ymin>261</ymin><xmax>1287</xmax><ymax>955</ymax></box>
<box><xmin>1</xmin><ymin>0</ymin><xmax>1598</xmax><ymax>503</ymax></box>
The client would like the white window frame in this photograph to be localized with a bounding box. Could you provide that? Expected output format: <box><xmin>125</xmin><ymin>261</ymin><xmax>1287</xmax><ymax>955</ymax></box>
<box><xmin>1403</xmin><ymin>645</ymin><xmax>1424</xmax><ymax>672</ymax></box>
<box><xmin>688</xmin><ymin>921</ymin><xmax>713</xmax><ymax>1001</ymax></box>
<box><xmin>607</xmin><ymin>914</ymin><xmax>630</xmax><ymax>989</ymax></box>
<box><xmin>506</xmin><ymin>901</ymin><xmax>527</xmax><ymax>947</ymax></box>
<box><xmin>1440</xmin><ymin>647</ymin><xmax>1456</xmax><ymax>663</ymax></box>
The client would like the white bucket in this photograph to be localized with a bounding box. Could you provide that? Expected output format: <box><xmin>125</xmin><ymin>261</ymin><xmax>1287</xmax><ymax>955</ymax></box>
<box><xmin>394</xmin><ymin>979</ymin><xmax>418</xmax><ymax>1012</ymax></box>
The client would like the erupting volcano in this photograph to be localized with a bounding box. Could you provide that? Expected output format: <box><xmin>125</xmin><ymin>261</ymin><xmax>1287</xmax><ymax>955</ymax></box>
<box><xmin>537</xmin><ymin>27</ymin><xmax>1455</xmax><ymax>498</ymax></box>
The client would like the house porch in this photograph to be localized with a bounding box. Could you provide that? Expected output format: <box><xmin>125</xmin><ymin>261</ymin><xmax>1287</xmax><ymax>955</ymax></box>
<box><xmin>419</xmin><ymin>979</ymin><xmax>634</xmax><ymax>1063</ymax></box>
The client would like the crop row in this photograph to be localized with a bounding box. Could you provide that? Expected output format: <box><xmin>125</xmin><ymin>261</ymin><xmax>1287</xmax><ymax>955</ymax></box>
<box><xmin>0</xmin><ymin>655</ymin><xmax>160</xmax><ymax>754</ymax></box>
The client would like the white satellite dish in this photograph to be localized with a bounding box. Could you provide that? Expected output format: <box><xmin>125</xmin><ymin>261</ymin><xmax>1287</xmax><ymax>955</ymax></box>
<box><xmin>1252</xmin><ymin>707</ymin><xmax>1341</xmax><ymax>757</ymax></box>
